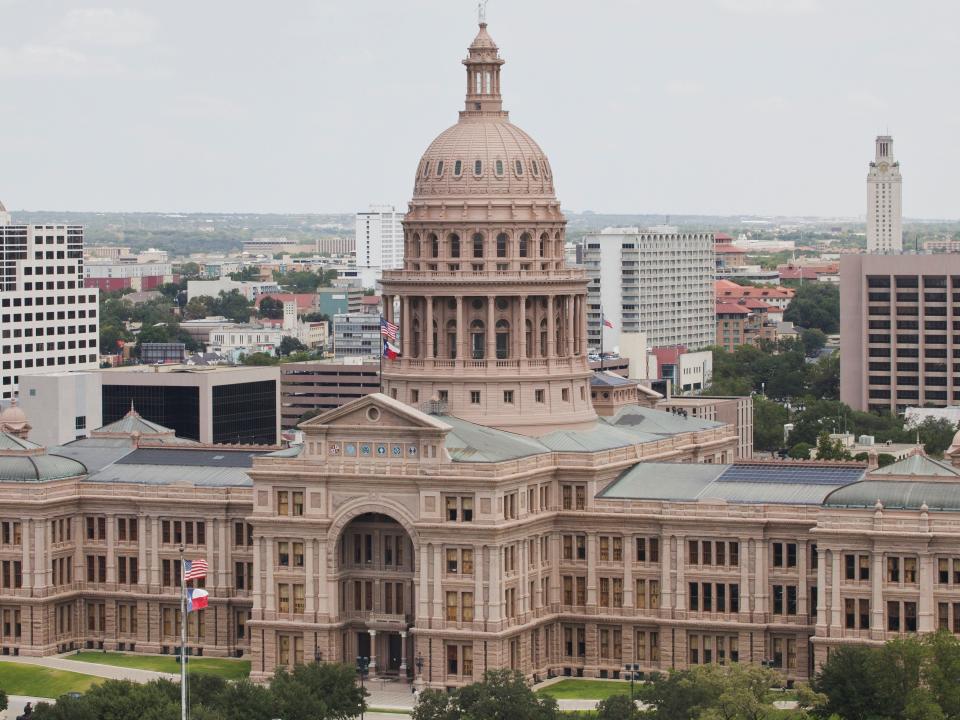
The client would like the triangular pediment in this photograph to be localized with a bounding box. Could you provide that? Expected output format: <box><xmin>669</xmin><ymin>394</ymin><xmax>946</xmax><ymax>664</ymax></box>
<box><xmin>298</xmin><ymin>393</ymin><xmax>452</xmax><ymax>434</ymax></box>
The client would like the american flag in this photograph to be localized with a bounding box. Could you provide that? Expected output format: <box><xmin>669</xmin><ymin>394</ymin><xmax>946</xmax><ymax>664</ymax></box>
<box><xmin>380</xmin><ymin>317</ymin><xmax>399</xmax><ymax>341</ymax></box>
<box><xmin>183</xmin><ymin>559</ymin><xmax>208</xmax><ymax>581</ymax></box>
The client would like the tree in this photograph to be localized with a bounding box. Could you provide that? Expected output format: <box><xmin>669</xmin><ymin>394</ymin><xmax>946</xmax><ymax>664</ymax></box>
<box><xmin>259</xmin><ymin>296</ymin><xmax>285</xmax><ymax>320</ymax></box>
<box><xmin>806</xmin><ymin>353</ymin><xmax>840</xmax><ymax>401</ymax></box>
<box><xmin>279</xmin><ymin>336</ymin><xmax>308</xmax><ymax>357</ymax></box>
<box><xmin>184</xmin><ymin>296</ymin><xmax>213</xmax><ymax>320</ymax></box>
<box><xmin>753</xmin><ymin>397</ymin><xmax>789</xmax><ymax>452</ymax></box>
<box><xmin>788</xmin><ymin>442</ymin><xmax>813</xmax><ymax>459</ymax></box>
<box><xmin>269</xmin><ymin>663</ymin><xmax>366</xmax><ymax>720</ymax></box>
<box><xmin>877</xmin><ymin>452</ymin><xmax>896</xmax><ymax>468</ymax></box>
<box><xmin>595</xmin><ymin>694</ymin><xmax>641</xmax><ymax>720</ymax></box>
<box><xmin>916</xmin><ymin>417</ymin><xmax>958</xmax><ymax>458</ymax></box>
<box><xmin>638</xmin><ymin>666</ymin><xmax>725</xmax><ymax>720</ymax></box>
<box><xmin>814</xmin><ymin>431</ymin><xmax>852</xmax><ymax>461</ymax></box>
<box><xmin>783</xmin><ymin>283</ymin><xmax>840</xmax><ymax>334</ymax></box>
<box><xmin>241</xmin><ymin>352</ymin><xmax>278</xmax><ymax>366</ymax></box>
<box><xmin>228</xmin><ymin>266</ymin><xmax>259</xmax><ymax>281</ymax></box>
<box><xmin>0</xmin><ymin>688</ymin><xmax>6</xmax><ymax>714</ymax></box>
<box><xmin>800</xmin><ymin>328</ymin><xmax>828</xmax><ymax>357</ymax></box>
<box><xmin>178</xmin><ymin>261</ymin><xmax>202</xmax><ymax>278</ymax></box>
<box><xmin>414</xmin><ymin>670</ymin><xmax>558</xmax><ymax>720</ymax></box>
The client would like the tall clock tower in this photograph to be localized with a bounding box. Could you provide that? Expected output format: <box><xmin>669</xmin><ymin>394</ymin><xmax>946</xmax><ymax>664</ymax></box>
<box><xmin>379</xmin><ymin>21</ymin><xmax>597</xmax><ymax>435</ymax></box>
<box><xmin>866</xmin><ymin>135</ymin><xmax>903</xmax><ymax>253</ymax></box>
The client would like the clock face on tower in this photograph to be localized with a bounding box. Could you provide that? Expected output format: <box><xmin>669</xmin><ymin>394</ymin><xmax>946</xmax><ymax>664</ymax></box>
<box><xmin>878</xmin><ymin>162</ymin><xmax>889</xmax><ymax>173</ymax></box>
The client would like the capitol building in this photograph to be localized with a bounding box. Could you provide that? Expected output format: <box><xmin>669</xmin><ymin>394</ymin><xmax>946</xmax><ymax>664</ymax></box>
<box><xmin>1</xmin><ymin>19</ymin><xmax>960</xmax><ymax>688</ymax></box>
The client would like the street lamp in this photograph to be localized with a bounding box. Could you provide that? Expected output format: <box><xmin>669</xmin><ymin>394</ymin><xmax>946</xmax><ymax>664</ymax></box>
<box><xmin>414</xmin><ymin>651</ymin><xmax>424</xmax><ymax>688</ymax></box>
<box><xmin>624</xmin><ymin>663</ymin><xmax>642</xmax><ymax>700</ymax></box>
<box><xmin>314</xmin><ymin>647</ymin><xmax>323</xmax><ymax>664</ymax></box>
<box><xmin>356</xmin><ymin>656</ymin><xmax>370</xmax><ymax>720</ymax></box>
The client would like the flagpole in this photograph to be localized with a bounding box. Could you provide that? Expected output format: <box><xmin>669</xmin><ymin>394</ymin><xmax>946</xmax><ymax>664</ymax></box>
<box><xmin>180</xmin><ymin>546</ymin><xmax>187</xmax><ymax>720</ymax></box>
<box><xmin>379</xmin><ymin>313</ymin><xmax>383</xmax><ymax>394</ymax></box>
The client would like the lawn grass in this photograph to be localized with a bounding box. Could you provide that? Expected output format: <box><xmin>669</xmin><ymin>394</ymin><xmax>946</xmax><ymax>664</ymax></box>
<box><xmin>537</xmin><ymin>679</ymin><xmax>633</xmax><ymax>700</ymax></box>
<box><xmin>0</xmin><ymin>662</ymin><xmax>103</xmax><ymax>697</ymax></box>
<box><xmin>70</xmin><ymin>652</ymin><xmax>250</xmax><ymax>681</ymax></box>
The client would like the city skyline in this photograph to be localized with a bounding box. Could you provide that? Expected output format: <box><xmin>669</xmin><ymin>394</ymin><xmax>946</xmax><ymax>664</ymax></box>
<box><xmin>1</xmin><ymin>1</ymin><xmax>959</xmax><ymax>219</ymax></box>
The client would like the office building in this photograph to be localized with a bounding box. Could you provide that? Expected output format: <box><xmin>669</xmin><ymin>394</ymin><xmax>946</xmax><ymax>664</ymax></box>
<box><xmin>139</xmin><ymin>343</ymin><xmax>186</xmax><ymax>365</ymax></box>
<box><xmin>280</xmin><ymin>358</ymin><xmax>381</xmax><ymax>427</ymax></box>
<box><xmin>840</xmin><ymin>253</ymin><xmax>960</xmax><ymax>413</ymax></box>
<box><xmin>657</xmin><ymin>395</ymin><xmax>753</xmax><ymax>459</ymax></box>
<box><xmin>99</xmin><ymin>365</ymin><xmax>280</xmax><ymax>445</ymax></box>
<box><xmin>866</xmin><ymin>135</ymin><xmax>903</xmax><ymax>253</ymax></box>
<box><xmin>583</xmin><ymin>227</ymin><xmax>715</xmax><ymax>353</ymax></box>
<box><xmin>16</xmin><ymin>371</ymin><xmax>102</xmax><ymax>447</ymax></box>
<box><xmin>355</xmin><ymin>205</ymin><xmax>403</xmax><ymax>289</ymax></box>
<box><xmin>333</xmin><ymin>313</ymin><xmax>381</xmax><ymax>358</ymax></box>
<box><xmin>0</xmin><ymin>217</ymin><xmax>100</xmax><ymax>399</ymax></box>
<box><xmin>317</xmin><ymin>285</ymin><xmax>363</xmax><ymax>317</ymax></box>
<box><xmin>84</xmin><ymin>259</ymin><xmax>174</xmax><ymax>292</ymax></box>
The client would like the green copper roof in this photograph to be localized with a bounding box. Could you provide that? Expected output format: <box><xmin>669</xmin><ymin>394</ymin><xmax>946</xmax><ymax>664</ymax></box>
<box><xmin>824</xmin><ymin>480</ymin><xmax>960</xmax><ymax>511</ymax></box>
<box><xmin>0</xmin><ymin>453</ymin><xmax>88</xmax><ymax>482</ymax></box>
<box><xmin>870</xmin><ymin>454</ymin><xmax>960</xmax><ymax>477</ymax></box>
<box><xmin>0</xmin><ymin>434</ymin><xmax>42</xmax><ymax>451</ymax></box>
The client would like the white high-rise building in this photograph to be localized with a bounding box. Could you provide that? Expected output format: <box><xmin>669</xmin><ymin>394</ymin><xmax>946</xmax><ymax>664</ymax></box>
<box><xmin>583</xmin><ymin>227</ymin><xmax>715</xmax><ymax>352</ymax></box>
<box><xmin>866</xmin><ymin>135</ymin><xmax>903</xmax><ymax>253</ymax></box>
<box><xmin>0</xmin><ymin>213</ymin><xmax>100</xmax><ymax>399</ymax></box>
<box><xmin>355</xmin><ymin>204</ymin><xmax>403</xmax><ymax>289</ymax></box>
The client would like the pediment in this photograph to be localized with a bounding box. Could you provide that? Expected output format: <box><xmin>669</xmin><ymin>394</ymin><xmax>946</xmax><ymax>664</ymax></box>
<box><xmin>298</xmin><ymin>393</ymin><xmax>452</xmax><ymax>434</ymax></box>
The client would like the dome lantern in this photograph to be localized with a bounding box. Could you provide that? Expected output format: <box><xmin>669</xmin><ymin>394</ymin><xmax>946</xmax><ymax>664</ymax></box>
<box><xmin>462</xmin><ymin>21</ymin><xmax>506</xmax><ymax>118</ymax></box>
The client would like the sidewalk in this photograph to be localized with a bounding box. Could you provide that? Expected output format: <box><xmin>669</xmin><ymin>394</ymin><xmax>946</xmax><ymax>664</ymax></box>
<box><xmin>0</xmin><ymin>654</ymin><xmax>177</xmax><ymax>683</ymax></box>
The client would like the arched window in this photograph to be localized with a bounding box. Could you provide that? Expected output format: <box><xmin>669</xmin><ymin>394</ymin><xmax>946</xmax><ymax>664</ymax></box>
<box><xmin>446</xmin><ymin>320</ymin><xmax>458</xmax><ymax>359</ymax></box>
<box><xmin>430</xmin><ymin>234</ymin><xmax>439</xmax><ymax>258</ymax></box>
<box><xmin>539</xmin><ymin>233</ymin><xmax>549</xmax><ymax>258</ymax></box>
<box><xmin>519</xmin><ymin>233</ymin><xmax>530</xmax><ymax>258</ymax></box>
<box><xmin>423</xmin><ymin>161</ymin><xmax>431</xmax><ymax>178</ymax></box>
<box><xmin>472</xmin><ymin>233</ymin><xmax>484</xmax><ymax>259</ymax></box>
<box><xmin>470</xmin><ymin>320</ymin><xmax>485</xmax><ymax>360</ymax></box>
<box><xmin>525</xmin><ymin>319</ymin><xmax>533</xmax><ymax>358</ymax></box>
<box><xmin>474</xmin><ymin>160</ymin><xmax>483</xmax><ymax>176</ymax></box>
<box><xmin>454</xmin><ymin>160</ymin><xmax>463</xmax><ymax>177</ymax></box>
<box><xmin>531</xmin><ymin>159</ymin><xmax>540</xmax><ymax>177</ymax></box>
<box><xmin>495</xmin><ymin>319</ymin><xmax>510</xmax><ymax>360</ymax></box>
<box><xmin>515</xmin><ymin>159</ymin><xmax>524</xmax><ymax>176</ymax></box>
<box><xmin>495</xmin><ymin>159</ymin><xmax>504</xmax><ymax>176</ymax></box>
<box><xmin>412</xmin><ymin>319</ymin><xmax>421</xmax><ymax>359</ymax></box>
<box><xmin>412</xmin><ymin>233</ymin><xmax>421</xmax><ymax>259</ymax></box>
<box><xmin>449</xmin><ymin>234</ymin><xmax>461</xmax><ymax>259</ymax></box>
<box><xmin>555</xmin><ymin>313</ymin><xmax>563</xmax><ymax>355</ymax></box>
<box><xmin>496</xmin><ymin>233</ymin><xmax>508</xmax><ymax>258</ymax></box>
<box><xmin>436</xmin><ymin>161</ymin><xmax>444</xmax><ymax>177</ymax></box>
<box><xmin>539</xmin><ymin>319</ymin><xmax>548</xmax><ymax>357</ymax></box>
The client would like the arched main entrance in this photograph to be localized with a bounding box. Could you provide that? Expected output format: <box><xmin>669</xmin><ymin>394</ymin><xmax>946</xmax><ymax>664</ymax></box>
<box><xmin>335</xmin><ymin>513</ymin><xmax>415</xmax><ymax>677</ymax></box>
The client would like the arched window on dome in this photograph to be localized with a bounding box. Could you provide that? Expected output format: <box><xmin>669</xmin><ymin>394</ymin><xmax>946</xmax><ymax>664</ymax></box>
<box><xmin>449</xmin><ymin>234</ymin><xmax>461</xmax><ymax>259</ymax></box>
<box><xmin>411</xmin><ymin>233</ymin><xmax>421</xmax><ymax>259</ymax></box>
<box><xmin>423</xmin><ymin>161</ymin><xmax>431</xmax><ymax>178</ymax></box>
<box><xmin>531</xmin><ymin>159</ymin><xmax>540</xmax><ymax>177</ymax></box>
<box><xmin>525</xmin><ymin>319</ymin><xmax>533</xmax><ymax>358</ymax></box>
<box><xmin>495</xmin><ymin>319</ymin><xmax>510</xmax><ymax>360</ymax></box>
<box><xmin>436</xmin><ymin>161</ymin><xmax>444</xmax><ymax>177</ymax></box>
<box><xmin>495</xmin><ymin>160</ymin><xmax>504</xmax><ymax>177</ymax></box>
<box><xmin>429</xmin><ymin>234</ymin><xmax>439</xmax><ymax>259</ymax></box>
<box><xmin>472</xmin><ymin>233</ymin><xmax>484</xmax><ymax>259</ymax></box>
<box><xmin>475</xmin><ymin>72</ymin><xmax>482</xmax><ymax>95</ymax></box>
<box><xmin>519</xmin><ymin>233</ymin><xmax>530</xmax><ymax>258</ymax></box>
<box><xmin>474</xmin><ymin>160</ymin><xmax>483</xmax><ymax>177</ymax></box>
<box><xmin>454</xmin><ymin>160</ymin><xmax>462</xmax><ymax>177</ymax></box>
<box><xmin>539</xmin><ymin>233</ymin><xmax>549</xmax><ymax>258</ymax></box>
<box><xmin>446</xmin><ymin>319</ymin><xmax>458</xmax><ymax>359</ymax></box>
<box><xmin>470</xmin><ymin>320</ymin><xmax>485</xmax><ymax>360</ymax></box>
<box><xmin>539</xmin><ymin>319</ymin><xmax>548</xmax><ymax>357</ymax></box>
<box><xmin>496</xmin><ymin>233</ymin><xmax>508</xmax><ymax>258</ymax></box>
<box><xmin>515</xmin><ymin>160</ymin><xmax>524</xmax><ymax>177</ymax></box>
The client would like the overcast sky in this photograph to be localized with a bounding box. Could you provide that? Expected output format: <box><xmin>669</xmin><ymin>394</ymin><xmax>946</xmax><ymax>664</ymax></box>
<box><xmin>1</xmin><ymin>0</ymin><xmax>957</xmax><ymax>218</ymax></box>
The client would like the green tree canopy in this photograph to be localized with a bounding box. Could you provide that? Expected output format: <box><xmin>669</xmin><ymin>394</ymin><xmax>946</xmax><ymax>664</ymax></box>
<box><xmin>783</xmin><ymin>283</ymin><xmax>840</xmax><ymax>334</ymax></box>
<box><xmin>413</xmin><ymin>670</ymin><xmax>558</xmax><ymax>720</ymax></box>
<box><xmin>753</xmin><ymin>396</ymin><xmax>790</xmax><ymax>452</ymax></box>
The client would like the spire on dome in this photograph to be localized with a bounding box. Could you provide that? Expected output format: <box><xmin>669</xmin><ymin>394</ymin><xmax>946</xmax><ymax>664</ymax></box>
<box><xmin>462</xmin><ymin>14</ymin><xmax>506</xmax><ymax>117</ymax></box>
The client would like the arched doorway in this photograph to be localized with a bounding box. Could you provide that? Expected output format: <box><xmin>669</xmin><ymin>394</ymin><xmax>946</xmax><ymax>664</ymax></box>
<box><xmin>335</xmin><ymin>513</ymin><xmax>415</xmax><ymax>677</ymax></box>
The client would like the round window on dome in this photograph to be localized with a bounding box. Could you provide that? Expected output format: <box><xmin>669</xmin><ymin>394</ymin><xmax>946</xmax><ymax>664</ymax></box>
<box><xmin>436</xmin><ymin>160</ymin><xmax>444</xmax><ymax>177</ymax></box>
<box><xmin>495</xmin><ymin>160</ymin><xmax>504</xmax><ymax>176</ymax></box>
<box><xmin>531</xmin><ymin>160</ymin><xmax>540</xmax><ymax>177</ymax></box>
<box><xmin>454</xmin><ymin>160</ymin><xmax>462</xmax><ymax>177</ymax></box>
<box><xmin>474</xmin><ymin>160</ymin><xmax>483</xmax><ymax>176</ymax></box>
<box><xmin>515</xmin><ymin>160</ymin><xmax>523</xmax><ymax>176</ymax></box>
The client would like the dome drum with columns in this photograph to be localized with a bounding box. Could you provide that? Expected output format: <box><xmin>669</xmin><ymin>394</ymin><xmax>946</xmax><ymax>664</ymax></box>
<box><xmin>381</xmin><ymin>22</ymin><xmax>596</xmax><ymax>434</ymax></box>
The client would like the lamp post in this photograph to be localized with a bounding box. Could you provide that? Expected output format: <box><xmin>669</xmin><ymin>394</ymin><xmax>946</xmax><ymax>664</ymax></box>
<box><xmin>624</xmin><ymin>663</ymin><xmax>641</xmax><ymax>700</ymax></box>
<box><xmin>314</xmin><ymin>647</ymin><xmax>323</xmax><ymax>664</ymax></box>
<box><xmin>356</xmin><ymin>656</ymin><xmax>370</xmax><ymax>720</ymax></box>
<box><xmin>414</xmin><ymin>651</ymin><xmax>425</xmax><ymax>690</ymax></box>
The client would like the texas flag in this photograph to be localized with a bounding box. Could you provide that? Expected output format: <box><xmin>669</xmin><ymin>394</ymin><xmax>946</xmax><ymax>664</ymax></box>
<box><xmin>187</xmin><ymin>588</ymin><xmax>209</xmax><ymax>612</ymax></box>
<box><xmin>383</xmin><ymin>339</ymin><xmax>401</xmax><ymax>360</ymax></box>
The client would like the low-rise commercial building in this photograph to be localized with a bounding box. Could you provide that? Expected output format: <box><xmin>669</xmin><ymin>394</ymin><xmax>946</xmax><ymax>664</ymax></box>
<box><xmin>280</xmin><ymin>358</ymin><xmax>381</xmax><ymax>427</ymax></box>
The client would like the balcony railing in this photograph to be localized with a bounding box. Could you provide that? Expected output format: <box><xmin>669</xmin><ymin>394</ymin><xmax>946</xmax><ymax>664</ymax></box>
<box><xmin>382</xmin><ymin>268</ymin><xmax>586</xmax><ymax>282</ymax></box>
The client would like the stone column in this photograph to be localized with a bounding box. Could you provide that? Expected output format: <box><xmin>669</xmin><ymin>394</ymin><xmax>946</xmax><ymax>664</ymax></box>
<box><xmin>623</xmin><ymin>535</ymin><xmax>634</xmax><ymax>608</ymax></box>
<box><xmin>217</xmin><ymin>519</ymin><xmax>227</xmax><ymax>591</ymax></box>
<box><xmin>369</xmin><ymin>629</ymin><xmax>378</xmax><ymax>676</ymax></box>
<box><xmin>566</xmin><ymin>295</ymin><xmax>575</xmax><ymax>356</ymax></box>
<box><xmin>418</xmin><ymin>545</ymin><xmax>430</xmax><ymax>620</ymax></box>
<box><xmin>474</xmin><ymin>544</ymin><xmax>485</xmax><ymax>624</ymax></box>
<box><xmin>740</xmin><ymin>538</ymin><xmax>752</xmax><ymax>617</ymax></box>
<box><xmin>432</xmin><ymin>546</ymin><xmax>443</xmax><ymax>619</ymax></box>
<box><xmin>519</xmin><ymin>296</ymin><xmax>527</xmax><ymax>363</ymax></box>
<box><xmin>138</xmin><ymin>513</ymin><xmax>147</xmax><ymax>591</ymax></box>
<box><xmin>151</xmin><ymin>517</ymin><xmax>161</xmax><ymax>589</ymax></box>
<box><xmin>754</xmin><ymin>541</ymin><xmax>768</xmax><ymax>618</ymax></box>
<box><xmin>425</xmin><ymin>295</ymin><xmax>434</xmax><ymax>360</ymax></box>
<box><xmin>586</xmin><ymin>534</ymin><xmax>598</xmax><ymax>607</ymax></box>
<box><xmin>659</xmin><ymin>532</ymin><xmax>672</xmax><ymax>616</ymax></box>
<box><xmin>317</xmin><ymin>540</ymin><xmax>330</xmax><ymax>619</ymax></box>
<box><xmin>919</xmin><ymin>553</ymin><xmax>935</xmax><ymax>632</ymax></box>
<box><xmin>798</xmin><ymin>542</ymin><xmax>808</xmax><ymax>620</ymax></box>
<box><xmin>105</xmin><ymin>515</ymin><xmax>115</xmax><ymax>584</ymax></box>
<box><xmin>830</xmin><ymin>550</ymin><xmax>842</xmax><ymax>633</ymax></box>
<box><xmin>33</xmin><ymin>520</ymin><xmax>45</xmax><ymax>590</ymax></box>
<box><xmin>401</xmin><ymin>296</ymin><xmax>411</xmax><ymax>359</ymax></box>
<box><xmin>264</xmin><ymin>536</ymin><xmax>276</xmax><ymax>612</ymax></box>
<box><xmin>871</xmin><ymin>550</ymin><xmax>884</xmax><ymax>636</ymax></box>
<box><xmin>815</xmin><ymin>547</ymin><xmax>827</xmax><ymax>630</ymax></box>
<box><xmin>400</xmin><ymin>631</ymin><xmax>408</xmax><ymax>674</ymax></box>
<box><xmin>456</xmin><ymin>296</ymin><xmax>465</xmax><ymax>363</ymax></box>
<box><xmin>546</xmin><ymin>295</ymin><xmax>555</xmax><ymax>358</ymax></box>
<box><xmin>489</xmin><ymin>546</ymin><xmax>502</xmax><ymax>623</ymax></box>
<box><xmin>305</xmin><ymin>540</ymin><xmax>316</xmax><ymax>617</ymax></box>
<box><xmin>486</xmin><ymin>295</ymin><xmax>496</xmax><ymax>360</ymax></box>
<box><xmin>22</xmin><ymin>519</ymin><xmax>33</xmax><ymax>591</ymax></box>
<box><xmin>675</xmin><ymin>535</ymin><xmax>686</xmax><ymax>611</ymax></box>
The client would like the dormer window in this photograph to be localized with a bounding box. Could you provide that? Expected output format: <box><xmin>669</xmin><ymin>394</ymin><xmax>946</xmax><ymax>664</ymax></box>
<box><xmin>436</xmin><ymin>161</ymin><xmax>444</xmax><ymax>177</ymax></box>
<box><xmin>454</xmin><ymin>160</ymin><xmax>463</xmax><ymax>177</ymax></box>
<box><xmin>531</xmin><ymin>160</ymin><xmax>540</xmax><ymax>177</ymax></box>
<box><xmin>495</xmin><ymin>160</ymin><xmax>504</xmax><ymax>176</ymax></box>
<box><xmin>474</xmin><ymin>160</ymin><xmax>483</xmax><ymax>176</ymax></box>
<box><xmin>515</xmin><ymin>160</ymin><xmax>523</xmax><ymax>176</ymax></box>
<box><xmin>423</xmin><ymin>161</ymin><xmax>431</xmax><ymax>178</ymax></box>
